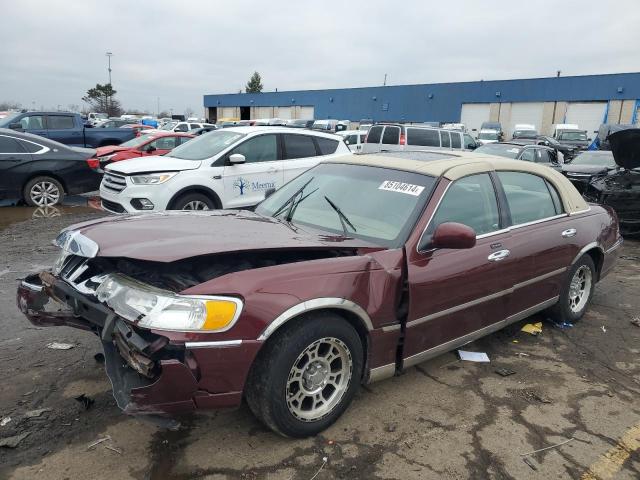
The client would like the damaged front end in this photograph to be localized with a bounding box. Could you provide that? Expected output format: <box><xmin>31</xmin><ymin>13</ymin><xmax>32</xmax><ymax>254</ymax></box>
<box><xmin>584</xmin><ymin>129</ymin><xmax>640</xmax><ymax>236</ymax></box>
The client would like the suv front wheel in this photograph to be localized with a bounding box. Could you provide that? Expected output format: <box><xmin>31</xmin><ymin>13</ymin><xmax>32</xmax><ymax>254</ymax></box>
<box><xmin>172</xmin><ymin>193</ymin><xmax>215</xmax><ymax>210</ymax></box>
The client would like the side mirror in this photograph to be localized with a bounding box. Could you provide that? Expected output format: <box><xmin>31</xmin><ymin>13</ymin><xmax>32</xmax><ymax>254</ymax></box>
<box><xmin>430</xmin><ymin>222</ymin><xmax>476</xmax><ymax>250</ymax></box>
<box><xmin>344</xmin><ymin>139</ymin><xmax>350</xmax><ymax>145</ymax></box>
<box><xmin>229</xmin><ymin>153</ymin><xmax>246</xmax><ymax>164</ymax></box>
<box><xmin>467</xmin><ymin>143</ymin><xmax>477</xmax><ymax>150</ymax></box>
<box><xmin>264</xmin><ymin>187</ymin><xmax>276</xmax><ymax>199</ymax></box>
<box><xmin>9</xmin><ymin>122</ymin><xmax>23</xmax><ymax>131</ymax></box>
<box><xmin>145</xmin><ymin>145</ymin><xmax>156</xmax><ymax>153</ymax></box>
<box><xmin>84</xmin><ymin>122</ymin><xmax>94</xmax><ymax>128</ymax></box>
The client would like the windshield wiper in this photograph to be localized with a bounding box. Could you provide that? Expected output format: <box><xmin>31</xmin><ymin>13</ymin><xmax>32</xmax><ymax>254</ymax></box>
<box><xmin>324</xmin><ymin>196</ymin><xmax>357</xmax><ymax>236</ymax></box>
<box><xmin>272</xmin><ymin>177</ymin><xmax>314</xmax><ymax>219</ymax></box>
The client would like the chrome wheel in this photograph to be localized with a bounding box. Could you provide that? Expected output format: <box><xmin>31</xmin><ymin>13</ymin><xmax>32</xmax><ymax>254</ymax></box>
<box><xmin>568</xmin><ymin>265</ymin><xmax>592</xmax><ymax>313</ymax></box>
<box><xmin>182</xmin><ymin>200</ymin><xmax>210</xmax><ymax>210</ymax></box>
<box><xmin>286</xmin><ymin>337</ymin><xmax>353</xmax><ymax>422</ymax></box>
<box><xmin>30</xmin><ymin>181</ymin><xmax>61</xmax><ymax>206</ymax></box>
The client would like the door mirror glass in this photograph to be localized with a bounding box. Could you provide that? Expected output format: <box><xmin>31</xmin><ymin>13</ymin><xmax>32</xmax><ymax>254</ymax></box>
<box><xmin>8</xmin><ymin>123</ymin><xmax>23</xmax><ymax>131</ymax></box>
<box><xmin>145</xmin><ymin>145</ymin><xmax>156</xmax><ymax>153</ymax></box>
<box><xmin>229</xmin><ymin>153</ymin><xmax>246</xmax><ymax>164</ymax></box>
<box><xmin>430</xmin><ymin>222</ymin><xmax>476</xmax><ymax>250</ymax></box>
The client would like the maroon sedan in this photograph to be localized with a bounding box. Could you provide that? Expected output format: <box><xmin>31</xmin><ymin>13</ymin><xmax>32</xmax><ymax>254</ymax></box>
<box><xmin>17</xmin><ymin>152</ymin><xmax>621</xmax><ymax>437</ymax></box>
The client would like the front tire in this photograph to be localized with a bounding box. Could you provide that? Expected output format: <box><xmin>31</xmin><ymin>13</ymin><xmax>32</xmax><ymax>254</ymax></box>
<box><xmin>246</xmin><ymin>313</ymin><xmax>363</xmax><ymax>438</ymax></box>
<box><xmin>171</xmin><ymin>192</ymin><xmax>215</xmax><ymax>210</ymax></box>
<box><xmin>23</xmin><ymin>176</ymin><xmax>64</xmax><ymax>207</ymax></box>
<box><xmin>548</xmin><ymin>255</ymin><xmax>596</xmax><ymax>324</ymax></box>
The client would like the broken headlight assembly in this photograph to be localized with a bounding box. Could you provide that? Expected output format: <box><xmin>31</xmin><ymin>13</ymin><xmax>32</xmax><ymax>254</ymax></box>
<box><xmin>96</xmin><ymin>274</ymin><xmax>242</xmax><ymax>332</ymax></box>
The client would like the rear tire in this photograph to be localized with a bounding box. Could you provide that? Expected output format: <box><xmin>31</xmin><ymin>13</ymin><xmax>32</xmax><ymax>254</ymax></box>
<box><xmin>23</xmin><ymin>176</ymin><xmax>64</xmax><ymax>207</ymax></box>
<box><xmin>171</xmin><ymin>193</ymin><xmax>215</xmax><ymax>210</ymax></box>
<box><xmin>547</xmin><ymin>255</ymin><xmax>596</xmax><ymax>324</ymax></box>
<box><xmin>245</xmin><ymin>313</ymin><xmax>363</xmax><ymax>438</ymax></box>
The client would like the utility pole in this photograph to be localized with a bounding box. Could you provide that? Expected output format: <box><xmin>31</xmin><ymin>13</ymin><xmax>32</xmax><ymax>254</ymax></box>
<box><xmin>556</xmin><ymin>70</ymin><xmax>561</xmax><ymax>78</ymax></box>
<box><xmin>106</xmin><ymin>52</ymin><xmax>113</xmax><ymax>115</ymax></box>
<box><xmin>157</xmin><ymin>97</ymin><xmax>160</xmax><ymax>117</ymax></box>
<box><xmin>383</xmin><ymin>73</ymin><xmax>387</xmax><ymax>86</ymax></box>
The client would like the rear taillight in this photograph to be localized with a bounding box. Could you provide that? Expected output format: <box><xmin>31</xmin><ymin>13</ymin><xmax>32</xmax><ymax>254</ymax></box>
<box><xmin>86</xmin><ymin>158</ymin><xmax>100</xmax><ymax>169</ymax></box>
<box><xmin>399</xmin><ymin>133</ymin><xmax>406</xmax><ymax>145</ymax></box>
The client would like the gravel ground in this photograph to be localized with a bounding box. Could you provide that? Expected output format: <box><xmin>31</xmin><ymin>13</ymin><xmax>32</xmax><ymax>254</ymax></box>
<box><xmin>0</xmin><ymin>207</ymin><xmax>638</xmax><ymax>480</ymax></box>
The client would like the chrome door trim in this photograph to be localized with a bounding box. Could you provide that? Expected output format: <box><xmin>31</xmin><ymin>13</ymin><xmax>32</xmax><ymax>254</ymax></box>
<box><xmin>568</xmin><ymin>207</ymin><xmax>591</xmax><ymax>216</ymax></box>
<box><xmin>403</xmin><ymin>296</ymin><xmax>559</xmax><ymax>368</ymax></box>
<box><xmin>258</xmin><ymin>298</ymin><xmax>373</xmax><ymax>341</ymax></box>
<box><xmin>185</xmin><ymin>340</ymin><xmax>243</xmax><ymax>348</ymax></box>
<box><xmin>381</xmin><ymin>324</ymin><xmax>401</xmax><ymax>333</ymax></box>
<box><xmin>406</xmin><ymin>268</ymin><xmax>567</xmax><ymax>329</ymax></box>
<box><xmin>367</xmin><ymin>363</ymin><xmax>396</xmax><ymax>383</ymax></box>
<box><xmin>605</xmin><ymin>238</ymin><xmax>623</xmax><ymax>253</ymax></box>
<box><xmin>561</xmin><ymin>228</ymin><xmax>577</xmax><ymax>238</ymax></box>
<box><xmin>570</xmin><ymin>242</ymin><xmax>604</xmax><ymax>265</ymax></box>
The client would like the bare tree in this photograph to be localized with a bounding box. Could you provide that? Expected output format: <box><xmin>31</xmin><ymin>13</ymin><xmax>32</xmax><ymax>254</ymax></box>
<box><xmin>0</xmin><ymin>100</ymin><xmax>22</xmax><ymax>110</ymax></box>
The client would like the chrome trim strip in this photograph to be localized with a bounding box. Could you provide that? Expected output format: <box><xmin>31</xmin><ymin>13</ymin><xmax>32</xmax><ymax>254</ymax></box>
<box><xmin>367</xmin><ymin>363</ymin><xmax>396</xmax><ymax>383</ymax></box>
<box><xmin>185</xmin><ymin>340</ymin><xmax>242</xmax><ymax>348</ymax></box>
<box><xmin>476</xmin><ymin>228</ymin><xmax>510</xmax><ymax>239</ymax></box>
<box><xmin>406</xmin><ymin>289</ymin><xmax>510</xmax><ymax>328</ymax></box>
<box><xmin>20</xmin><ymin>280</ymin><xmax>43</xmax><ymax>292</ymax></box>
<box><xmin>509</xmin><ymin>214</ymin><xmax>567</xmax><ymax>230</ymax></box>
<box><xmin>513</xmin><ymin>267</ymin><xmax>566</xmax><ymax>290</ymax></box>
<box><xmin>504</xmin><ymin>296</ymin><xmax>558</xmax><ymax>324</ymax></box>
<box><xmin>258</xmin><ymin>298</ymin><xmax>374</xmax><ymax>341</ymax></box>
<box><xmin>605</xmin><ymin>238</ymin><xmax>623</xmax><ymax>254</ymax></box>
<box><xmin>381</xmin><ymin>324</ymin><xmax>401</xmax><ymax>332</ymax></box>
<box><xmin>53</xmin><ymin>230</ymin><xmax>99</xmax><ymax>258</ymax></box>
<box><xmin>406</xmin><ymin>268</ymin><xmax>566</xmax><ymax>329</ymax></box>
<box><xmin>569</xmin><ymin>207</ymin><xmax>592</xmax><ymax>216</ymax></box>
<box><xmin>403</xmin><ymin>296</ymin><xmax>559</xmax><ymax>368</ymax></box>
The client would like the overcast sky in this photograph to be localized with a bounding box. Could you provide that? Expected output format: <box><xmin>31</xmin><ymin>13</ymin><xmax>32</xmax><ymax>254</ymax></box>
<box><xmin>2</xmin><ymin>0</ymin><xmax>639</xmax><ymax>116</ymax></box>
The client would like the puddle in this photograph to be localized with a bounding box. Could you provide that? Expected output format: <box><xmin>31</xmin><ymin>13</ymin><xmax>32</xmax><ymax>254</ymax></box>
<box><xmin>0</xmin><ymin>194</ymin><xmax>102</xmax><ymax>231</ymax></box>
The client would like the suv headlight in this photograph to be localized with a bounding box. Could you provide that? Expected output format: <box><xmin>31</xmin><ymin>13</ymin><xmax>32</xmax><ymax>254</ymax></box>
<box><xmin>98</xmin><ymin>154</ymin><xmax>116</xmax><ymax>162</ymax></box>
<box><xmin>96</xmin><ymin>274</ymin><xmax>242</xmax><ymax>332</ymax></box>
<box><xmin>130</xmin><ymin>172</ymin><xmax>177</xmax><ymax>185</ymax></box>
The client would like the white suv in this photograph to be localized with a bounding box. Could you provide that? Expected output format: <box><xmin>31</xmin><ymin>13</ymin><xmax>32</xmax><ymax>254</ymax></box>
<box><xmin>100</xmin><ymin>127</ymin><xmax>350</xmax><ymax>213</ymax></box>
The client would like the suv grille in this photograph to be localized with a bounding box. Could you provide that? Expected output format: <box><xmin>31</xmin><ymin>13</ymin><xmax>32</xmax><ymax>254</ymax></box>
<box><xmin>102</xmin><ymin>172</ymin><xmax>127</xmax><ymax>193</ymax></box>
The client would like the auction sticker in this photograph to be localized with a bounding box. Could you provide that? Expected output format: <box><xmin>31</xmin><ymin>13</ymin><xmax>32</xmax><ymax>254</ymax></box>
<box><xmin>379</xmin><ymin>181</ymin><xmax>425</xmax><ymax>196</ymax></box>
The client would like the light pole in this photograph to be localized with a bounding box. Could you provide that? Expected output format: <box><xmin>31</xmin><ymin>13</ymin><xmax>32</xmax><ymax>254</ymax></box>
<box><xmin>105</xmin><ymin>52</ymin><xmax>113</xmax><ymax>115</ymax></box>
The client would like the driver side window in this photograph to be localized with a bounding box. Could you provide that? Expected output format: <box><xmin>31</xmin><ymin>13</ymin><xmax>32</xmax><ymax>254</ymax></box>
<box><xmin>429</xmin><ymin>174</ymin><xmax>500</xmax><ymax>237</ymax></box>
<box><xmin>229</xmin><ymin>134</ymin><xmax>278</xmax><ymax>163</ymax></box>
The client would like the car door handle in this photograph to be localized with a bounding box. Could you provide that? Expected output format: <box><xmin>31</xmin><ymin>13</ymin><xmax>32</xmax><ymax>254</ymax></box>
<box><xmin>561</xmin><ymin>228</ymin><xmax>577</xmax><ymax>238</ymax></box>
<box><xmin>487</xmin><ymin>249</ymin><xmax>510</xmax><ymax>262</ymax></box>
<box><xmin>267</xmin><ymin>167</ymin><xmax>278</xmax><ymax>174</ymax></box>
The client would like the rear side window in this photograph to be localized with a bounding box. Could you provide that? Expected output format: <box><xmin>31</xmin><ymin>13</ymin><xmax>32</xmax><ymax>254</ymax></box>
<box><xmin>17</xmin><ymin>140</ymin><xmax>42</xmax><ymax>153</ymax></box>
<box><xmin>450</xmin><ymin>132</ymin><xmax>461</xmax><ymax>148</ymax></box>
<box><xmin>381</xmin><ymin>126</ymin><xmax>400</xmax><ymax>145</ymax></box>
<box><xmin>407</xmin><ymin>128</ymin><xmax>440</xmax><ymax>147</ymax></box>
<box><xmin>283</xmin><ymin>134</ymin><xmax>317</xmax><ymax>159</ymax></box>
<box><xmin>535</xmin><ymin>149</ymin><xmax>550</xmax><ymax>163</ymax></box>
<box><xmin>365</xmin><ymin>126</ymin><xmax>383</xmax><ymax>143</ymax></box>
<box><xmin>46</xmin><ymin>115</ymin><xmax>75</xmax><ymax>129</ymax></box>
<box><xmin>520</xmin><ymin>149</ymin><xmax>535</xmax><ymax>162</ymax></box>
<box><xmin>175</xmin><ymin>123</ymin><xmax>189</xmax><ymax>132</ymax></box>
<box><xmin>345</xmin><ymin>134</ymin><xmax>358</xmax><ymax>145</ymax></box>
<box><xmin>0</xmin><ymin>136</ymin><xmax>26</xmax><ymax>154</ymax></box>
<box><xmin>497</xmin><ymin>171</ymin><xmax>559</xmax><ymax>225</ymax></box>
<box><xmin>440</xmin><ymin>131</ymin><xmax>451</xmax><ymax>148</ymax></box>
<box><xmin>315</xmin><ymin>137</ymin><xmax>339</xmax><ymax>155</ymax></box>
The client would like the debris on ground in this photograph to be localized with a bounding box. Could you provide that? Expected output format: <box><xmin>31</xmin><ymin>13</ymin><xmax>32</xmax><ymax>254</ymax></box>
<box><xmin>309</xmin><ymin>456</ymin><xmax>328</xmax><ymax>480</ymax></box>
<box><xmin>601</xmin><ymin>325</ymin><xmax>607</xmax><ymax>333</ymax></box>
<box><xmin>104</xmin><ymin>444</ymin><xmax>122</xmax><ymax>454</ymax></box>
<box><xmin>22</xmin><ymin>389</ymin><xmax>36</xmax><ymax>396</ymax></box>
<box><xmin>522</xmin><ymin>457</ymin><xmax>538</xmax><ymax>471</ymax></box>
<box><xmin>519</xmin><ymin>389</ymin><xmax>553</xmax><ymax>404</ymax></box>
<box><xmin>46</xmin><ymin>342</ymin><xmax>75</xmax><ymax>350</ymax></box>
<box><xmin>87</xmin><ymin>436</ymin><xmax>111</xmax><ymax>450</ymax></box>
<box><xmin>0</xmin><ymin>417</ymin><xmax>11</xmax><ymax>427</ymax></box>
<box><xmin>23</xmin><ymin>407</ymin><xmax>52</xmax><ymax>418</ymax></box>
<box><xmin>631</xmin><ymin>317</ymin><xmax>640</xmax><ymax>328</ymax></box>
<box><xmin>521</xmin><ymin>322</ymin><xmax>543</xmax><ymax>335</ymax></box>
<box><xmin>385</xmin><ymin>423</ymin><xmax>397</xmax><ymax>433</ymax></box>
<box><xmin>458</xmin><ymin>351</ymin><xmax>490</xmax><ymax>363</ymax></box>
<box><xmin>495</xmin><ymin>367</ymin><xmax>516</xmax><ymax>377</ymax></box>
<box><xmin>515</xmin><ymin>352</ymin><xmax>530</xmax><ymax>357</ymax></box>
<box><xmin>552</xmin><ymin>320</ymin><xmax>574</xmax><ymax>329</ymax></box>
<box><xmin>0</xmin><ymin>432</ymin><xmax>30</xmax><ymax>448</ymax></box>
<box><xmin>75</xmin><ymin>394</ymin><xmax>95</xmax><ymax>410</ymax></box>
<box><xmin>520</xmin><ymin>437</ymin><xmax>574</xmax><ymax>456</ymax></box>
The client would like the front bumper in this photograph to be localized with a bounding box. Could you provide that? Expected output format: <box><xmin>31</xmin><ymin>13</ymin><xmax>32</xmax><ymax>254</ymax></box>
<box><xmin>17</xmin><ymin>273</ymin><xmax>261</xmax><ymax>415</ymax></box>
<box><xmin>99</xmin><ymin>183</ymin><xmax>170</xmax><ymax>214</ymax></box>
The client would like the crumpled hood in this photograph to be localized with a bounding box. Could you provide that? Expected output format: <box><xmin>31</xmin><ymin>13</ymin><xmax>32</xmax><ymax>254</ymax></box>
<box><xmin>62</xmin><ymin>211</ymin><xmax>377</xmax><ymax>262</ymax></box>
<box><xmin>106</xmin><ymin>156</ymin><xmax>201</xmax><ymax>174</ymax></box>
<box><xmin>609</xmin><ymin>129</ymin><xmax>640</xmax><ymax>170</ymax></box>
<box><xmin>563</xmin><ymin>164</ymin><xmax>611</xmax><ymax>175</ymax></box>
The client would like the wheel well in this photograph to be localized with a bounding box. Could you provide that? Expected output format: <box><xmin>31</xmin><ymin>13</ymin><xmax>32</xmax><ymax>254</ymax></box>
<box><xmin>584</xmin><ymin>248</ymin><xmax>604</xmax><ymax>281</ymax></box>
<box><xmin>257</xmin><ymin>308</ymin><xmax>371</xmax><ymax>381</ymax></box>
<box><xmin>22</xmin><ymin>172</ymin><xmax>67</xmax><ymax>196</ymax></box>
<box><xmin>168</xmin><ymin>187</ymin><xmax>221</xmax><ymax>209</ymax></box>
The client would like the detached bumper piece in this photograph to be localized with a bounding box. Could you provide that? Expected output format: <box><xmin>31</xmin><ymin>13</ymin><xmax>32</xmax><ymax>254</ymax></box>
<box><xmin>17</xmin><ymin>273</ymin><xmax>257</xmax><ymax>416</ymax></box>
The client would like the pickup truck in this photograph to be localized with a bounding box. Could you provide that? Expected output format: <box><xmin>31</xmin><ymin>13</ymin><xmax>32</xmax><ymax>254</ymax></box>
<box><xmin>0</xmin><ymin>111</ymin><xmax>135</xmax><ymax>148</ymax></box>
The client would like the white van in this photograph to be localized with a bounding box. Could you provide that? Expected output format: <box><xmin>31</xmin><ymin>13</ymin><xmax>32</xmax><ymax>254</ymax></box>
<box><xmin>361</xmin><ymin>124</ymin><xmax>475</xmax><ymax>153</ymax></box>
<box><xmin>337</xmin><ymin>130</ymin><xmax>367</xmax><ymax>152</ymax></box>
<box><xmin>100</xmin><ymin>127</ymin><xmax>351</xmax><ymax>213</ymax></box>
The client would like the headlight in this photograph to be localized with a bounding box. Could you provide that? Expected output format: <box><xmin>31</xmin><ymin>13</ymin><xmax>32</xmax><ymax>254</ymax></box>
<box><xmin>96</xmin><ymin>274</ymin><xmax>242</xmax><ymax>332</ymax></box>
<box><xmin>98</xmin><ymin>154</ymin><xmax>116</xmax><ymax>162</ymax></box>
<box><xmin>130</xmin><ymin>172</ymin><xmax>177</xmax><ymax>185</ymax></box>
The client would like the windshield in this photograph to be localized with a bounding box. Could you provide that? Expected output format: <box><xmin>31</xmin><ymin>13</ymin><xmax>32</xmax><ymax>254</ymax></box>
<box><xmin>570</xmin><ymin>152</ymin><xmax>616</xmax><ymax>167</ymax></box>
<box><xmin>166</xmin><ymin>130</ymin><xmax>245</xmax><ymax>160</ymax></box>
<box><xmin>478</xmin><ymin>131</ymin><xmax>499</xmax><ymax>140</ymax></box>
<box><xmin>474</xmin><ymin>144</ymin><xmax>522</xmax><ymax>159</ymax></box>
<box><xmin>93</xmin><ymin>113</ymin><xmax>108</xmax><ymax>119</ymax></box>
<box><xmin>119</xmin><ymin>134</ymin><xmax>155</xmax><ymax>148</ymax></box>
<box><xmin>256</xmin><ymin>163</ymin><xmax>436</xmax><ymax>247</ymax></box>
<box><xmin>559</xmin><ymin>131</ymin><xmax>587</xmax><ymax>141</ymax></box>
<box><xmin>160</xmin><ymin>122</ymin><xmax>177</xmax><ymax>131</ymax></box>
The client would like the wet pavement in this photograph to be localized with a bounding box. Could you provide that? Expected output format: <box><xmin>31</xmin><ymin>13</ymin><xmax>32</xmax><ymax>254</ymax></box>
<box><xmin>0</xmin><ymin>194</ymin><xmax>101</xmax><ymax>231</ymax></box>
<box><xmin>0</xmin><ymin>209</ymin><xmax>638</xmax><ymax>479</ymax></box>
